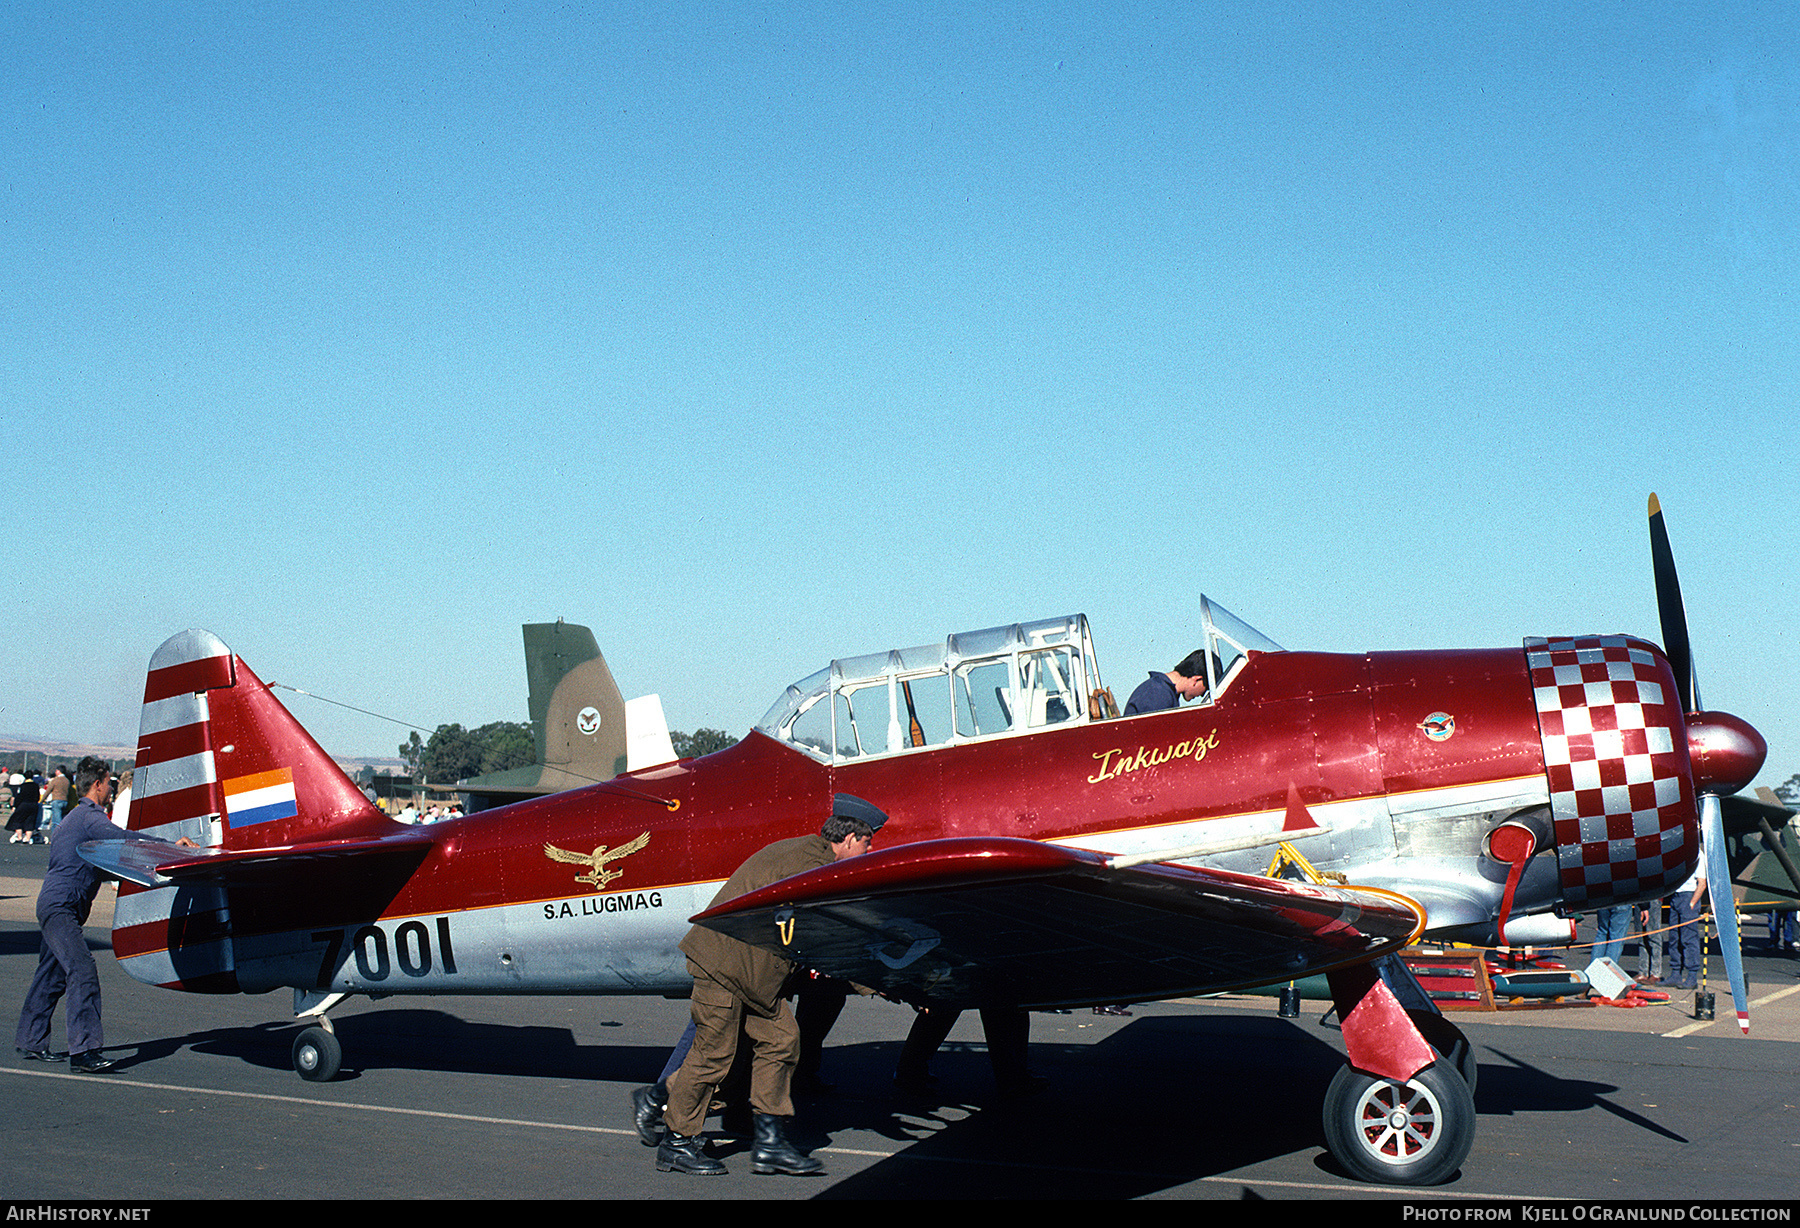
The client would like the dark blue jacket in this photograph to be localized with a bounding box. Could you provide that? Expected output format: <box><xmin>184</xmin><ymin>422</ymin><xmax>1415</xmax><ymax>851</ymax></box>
<box><xmin>1122</xmin><ymin>671</ymin><xmax>1179</xmax><ymax>716</ymax></box>
<box><xmin>37</xmin><ymin>798</ymin><xmax>132</xmax><ymax>919</ymax></box>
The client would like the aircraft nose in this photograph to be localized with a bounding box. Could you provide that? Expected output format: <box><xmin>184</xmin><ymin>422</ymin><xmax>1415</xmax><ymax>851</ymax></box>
<box><xmin>1686</xmin><ymin>710</ymin><xmax>1767</xmax><ymax>797</ymax></box>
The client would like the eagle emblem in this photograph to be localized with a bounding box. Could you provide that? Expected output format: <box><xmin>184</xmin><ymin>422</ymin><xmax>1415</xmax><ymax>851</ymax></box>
<box><xmin>1417</xmin><ymin>712</ymin><xmax>1456</xmax><ymax>742</ymax></box>
<box><xmin>543</xmin><ymin>831</ymin><xmax>652</xmax><ymax>890</ymax></box>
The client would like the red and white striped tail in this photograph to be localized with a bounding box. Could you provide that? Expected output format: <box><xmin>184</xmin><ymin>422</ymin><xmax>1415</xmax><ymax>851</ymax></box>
<box><xmin>114</xmin><ymin>630</ymin><xmax>394</xmax><ymax>990</ymax></box>
<box><xmin>129</xmin><ymin>630</ymin><xmax>389</xmax><ymax>849</ymax></box>
<box><xmin>128</xmin><ymin>630</ymin><xmax>234</xmax><ymax>843</ymax></box>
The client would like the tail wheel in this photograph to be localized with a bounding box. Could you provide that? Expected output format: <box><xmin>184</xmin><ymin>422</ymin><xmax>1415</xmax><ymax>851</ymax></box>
<box><xmin>293</xmin><ymin>1026</ymin><xmax>341</xmax><ymax>1082</ymax></box>
<box><xmin>1322</xmin><ymin>1061</ymin><xmax>1474</xmax><ymax>1186</ymax></box>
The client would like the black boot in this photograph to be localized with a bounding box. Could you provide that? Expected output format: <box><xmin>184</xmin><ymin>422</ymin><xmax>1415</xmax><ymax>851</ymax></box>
<box><xmin>656</xmin><ymin>1131</ymin><xmax>726</xmax><ymax>1175</ymax></box>
<box><xmin>751</xmin><ymin>1113</ymin><xmax>824</xmax><ymax>1176</ymax></box>
<box><xmin>629</xmin><ymin>1083</ymin><xmax>667</xmax><ymax>1147</ymax></box>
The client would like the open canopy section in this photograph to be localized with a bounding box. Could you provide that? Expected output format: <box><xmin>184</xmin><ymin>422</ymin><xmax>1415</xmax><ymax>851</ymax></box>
<box><xmin>756</xmin><ymin>598</ymin><xmax>1282</xmax><ymax>764</ymax></box>
<box><xmin>1191</xmin><ymin>595</ymin><xmax>1285</xmax><ymax>697</ymax></box>
<box><xmin>756</xmin><ymin>614</ymin><xmax>1100</xmax><ymax>762</ymax></box>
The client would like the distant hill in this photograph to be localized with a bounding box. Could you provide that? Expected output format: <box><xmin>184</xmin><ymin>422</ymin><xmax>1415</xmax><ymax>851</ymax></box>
<box><xmin>0</xmin><ymin>734</ymin><xmax>135</xmax><ymax>771</ymax></box>
<box><xmin>0</xmin><ymin>734</ymin><xmax>401</xmax><ymax>779</ymax></box>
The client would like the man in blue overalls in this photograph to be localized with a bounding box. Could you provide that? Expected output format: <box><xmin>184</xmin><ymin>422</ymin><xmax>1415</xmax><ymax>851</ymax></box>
<box><xmin>15</xmin><ymin>756</ymin><xmax>193</xmax><ymax>1072</ymax></box>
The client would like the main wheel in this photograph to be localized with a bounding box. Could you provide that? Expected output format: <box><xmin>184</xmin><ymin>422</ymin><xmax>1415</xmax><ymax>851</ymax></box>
<box><xmin>293</xmin><ymin>1026</ymin><xmax>341</xmax><ymax>1082</ymax></box>
<box><xmin>1322</xmin><ymin>1061</ymin><xmax>1475</xmax><ymax>1186</ymax></box>
<box><xmin>1407</xmin><ymin>1009</ymin><xmax>1478</xmax><ymax>1096</ymax></box>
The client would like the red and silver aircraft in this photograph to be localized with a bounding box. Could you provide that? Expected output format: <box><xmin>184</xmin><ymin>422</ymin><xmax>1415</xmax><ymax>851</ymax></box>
<box><xmin>85</xmin><ymin>498</ymin><xmax>1765</xmax><ymax>1186</ymax></box>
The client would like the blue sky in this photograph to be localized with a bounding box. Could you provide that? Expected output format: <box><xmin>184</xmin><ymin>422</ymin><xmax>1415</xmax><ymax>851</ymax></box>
<box><xmin>4</xmin><ymin>3</ymin><xmax>1796</xmax><ymax>789</ymax></box>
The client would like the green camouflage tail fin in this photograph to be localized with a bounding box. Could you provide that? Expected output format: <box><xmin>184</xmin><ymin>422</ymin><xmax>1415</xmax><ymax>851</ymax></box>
<box><xmin>461</xmin><ymin>621</ymin><xmax>628</xmax><ymax>809</ymax></box>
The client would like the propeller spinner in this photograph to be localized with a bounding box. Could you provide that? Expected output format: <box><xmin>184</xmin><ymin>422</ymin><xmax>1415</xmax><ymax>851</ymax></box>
<box><xmin>1648</xmin><ymin>494</ymin><xmax>1767</xmax><ymax>1034</ymax></box>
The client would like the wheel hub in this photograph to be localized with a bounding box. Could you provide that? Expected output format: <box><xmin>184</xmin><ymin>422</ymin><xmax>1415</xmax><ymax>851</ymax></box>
<box><xmin>1358</xmin><ymin>1079</ymin><xmax>1442</xmax><ymax>1163</ymax></box>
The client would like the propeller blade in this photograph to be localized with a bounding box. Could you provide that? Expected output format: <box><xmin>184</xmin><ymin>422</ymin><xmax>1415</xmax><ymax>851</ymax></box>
<box><xmin>1648</xmin><ymin>496</ymin><xmax>1757</xmax><ymax>1033</ymax></box>
<box><xmin>1700</xmin><ymin>794</ymin><xmax>1749</xmax><ymax>1035</ymax></box>
<box><xmin>1647</xmin><ymin>493</ymin><xmax>1697</xmax><ymax>713</ymax></box>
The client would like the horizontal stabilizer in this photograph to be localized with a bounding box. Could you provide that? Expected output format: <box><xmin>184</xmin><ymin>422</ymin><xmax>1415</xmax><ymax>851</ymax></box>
<box><xmin>81</xmin><ymin>838</ymin><xmax>214</xmax><ymax>887</ymax></box>
<box><xmin>83</xmin><ymin>829</ymin><xmax>436</xmax><ymax>889</ymax></box>
<box><xmin>692</xmin><ymin>837</ymin><xmax>1424</xmax><ymax>1009</ymax></box>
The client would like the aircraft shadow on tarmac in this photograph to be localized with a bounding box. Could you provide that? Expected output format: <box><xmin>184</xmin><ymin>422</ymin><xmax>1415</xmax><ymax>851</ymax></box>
<box><xmin>111</xmin><ymin>1005</ymin><xmax>1368</xmax><ymax>1195</ymax></box>
<box><xmin>0</xmin><ymin>930</ymin><xmax>47</xmax><ymax>958</ymax></box>
<box><xmin>152</xmin><ymin>1007</ymin><xmax>665</xmax><ymax>1084</ymax></box>
<box><xmin>80</xmin><ymin>998</ymin><xmax>1709</xmax><ymax>1197</ymax></box>
<box><xmin>796</xmin><ymin>1013</ymin><xmax>1359</xmax><ymax>1199</ymax></box>
<box><xmin>1471</xmin><ymin>1046</ymin><xmax>1687</xmax><ymax>1143</ymax></box>
<box><xmin>0</xmin><ymin>929</ymin><xmax>113</xmax><ymax>958</ymax></box>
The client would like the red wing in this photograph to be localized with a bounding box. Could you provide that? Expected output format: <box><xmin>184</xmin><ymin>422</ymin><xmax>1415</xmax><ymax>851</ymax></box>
<box><xmin>692</xmin><ymin>837</ymin><xmax>1425</xmax><ymax>1009</ymax></box>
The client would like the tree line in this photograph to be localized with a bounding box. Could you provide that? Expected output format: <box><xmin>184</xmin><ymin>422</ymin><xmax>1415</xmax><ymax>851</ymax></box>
<box><xmin>398</xmin><ymin>723</ymin><xmax>534</xmax><ymax>783</ymax></box>
<box><xmin>397</xmin><ymin>723</ymin><xmax>737</xmax><ymax>783</ymax></box>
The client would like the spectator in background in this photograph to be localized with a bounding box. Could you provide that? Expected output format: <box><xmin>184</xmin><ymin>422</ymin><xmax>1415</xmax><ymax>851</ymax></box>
<box><xmin>7</xmin><ymin>772</ymin><xmax>41</xmax><ymax>844</ymax></box>
<box><xmin>41</xmin><ymin>766</ymin><xmax>70</xmax><ymax>837</ymax></box>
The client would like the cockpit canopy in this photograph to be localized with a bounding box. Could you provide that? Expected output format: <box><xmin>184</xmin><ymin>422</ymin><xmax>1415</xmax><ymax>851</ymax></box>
<box><xmin>755</xmin><ymin>598</ymin><xmax>1281</xmax><ymax>765</ymax></box>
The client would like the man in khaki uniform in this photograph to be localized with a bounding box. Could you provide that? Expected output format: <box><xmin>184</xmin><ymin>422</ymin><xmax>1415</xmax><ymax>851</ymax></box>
<box><xmin>657</xmin><ymin>794</ymin><xmax>887</xmax><ymax>1177</ymax></box>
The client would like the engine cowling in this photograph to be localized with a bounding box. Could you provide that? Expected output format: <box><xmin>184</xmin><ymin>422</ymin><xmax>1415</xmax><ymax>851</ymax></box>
<box><xmin>1523</xmin><ymin>635</ymin><xmax>1699</xmax><ymax>911</ymax></box>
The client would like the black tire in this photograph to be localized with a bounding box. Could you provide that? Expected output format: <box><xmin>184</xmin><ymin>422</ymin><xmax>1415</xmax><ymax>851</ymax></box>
<box><xmin>293</xmin><ymin>1026</ymin><xmax>341</xmax><ymax>1083</ymax></box>
<box><xmin>1407</xmin><ymin>1009</ymin><xmax>1478</xmax><ymax>1097</ymax></box>
<box><xmin>1322</xmin><ymin>1060</ymin><xmax>1475</xmax><ymax>1186</ymax></box>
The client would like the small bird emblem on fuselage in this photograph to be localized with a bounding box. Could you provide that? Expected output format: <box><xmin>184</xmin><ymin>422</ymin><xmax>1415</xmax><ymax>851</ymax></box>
<box><xmin>1417</xmin><ymin>712</ymin><xmax>1456</xmax><ymax>742</ymax></box>
<box><xmin>543</xmin><ymin>831</ymin><xmax>652</xmax><ymax>889</ymax></box>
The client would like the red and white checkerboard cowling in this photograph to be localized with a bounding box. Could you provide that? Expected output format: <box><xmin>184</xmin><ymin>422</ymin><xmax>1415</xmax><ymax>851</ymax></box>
<box><xmin>1524</xmin><ymin>635</ymin><xmax>1698</xmax><ymax>909</ymax></box>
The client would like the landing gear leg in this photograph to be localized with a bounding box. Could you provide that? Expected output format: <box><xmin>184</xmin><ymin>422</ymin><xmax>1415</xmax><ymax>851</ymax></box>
<box><xmin>1322</xmin><ymin>962</ymin><xmax>1477</xmax><ymax>1185</ymax></box>
<box><xmin>1408</xmin><ymin>1009</ymin><xmax>1477</xmax><ymax>1096</ymax></box>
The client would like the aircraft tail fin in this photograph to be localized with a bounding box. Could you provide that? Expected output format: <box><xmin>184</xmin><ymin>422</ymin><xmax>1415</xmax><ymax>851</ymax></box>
<box><xmin>526</xmin><ymin>620</ymin><xmax>629</xmax><ymax>785</ymax></box>
<box><xmin>131</xmin><ymin>630</ymin><xmax>391</xmax><ymax>849</ymax></box>
<box><xmin>116</xmin><ymin>630</ymin><xmax>393</xmax><ymax>991</ymax></box>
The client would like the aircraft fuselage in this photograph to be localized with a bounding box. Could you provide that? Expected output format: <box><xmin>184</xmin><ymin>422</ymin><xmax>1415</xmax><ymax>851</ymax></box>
<box><xmin>114</xmin><ymin>637</ymin><xmax>1689</xmax><ymax>999</ymax></box>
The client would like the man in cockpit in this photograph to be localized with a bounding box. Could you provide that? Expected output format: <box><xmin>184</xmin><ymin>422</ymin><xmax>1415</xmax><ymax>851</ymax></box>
<box><xmin>1122</xmin><ymin>650</ymin><xmax>1211</xmax><ymax>715</ymax></box>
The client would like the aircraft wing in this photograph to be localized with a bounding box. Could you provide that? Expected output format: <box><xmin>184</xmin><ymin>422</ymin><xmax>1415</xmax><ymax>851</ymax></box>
<box><xmin>691</xmin><ymin>837</ymin><xmax>1426</xmax><ymax>1009</ymax></box>
<box><xmin>81</xmin><ymin>829</ymin><xmax>437</xmax><ymax>889</ymax></box>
